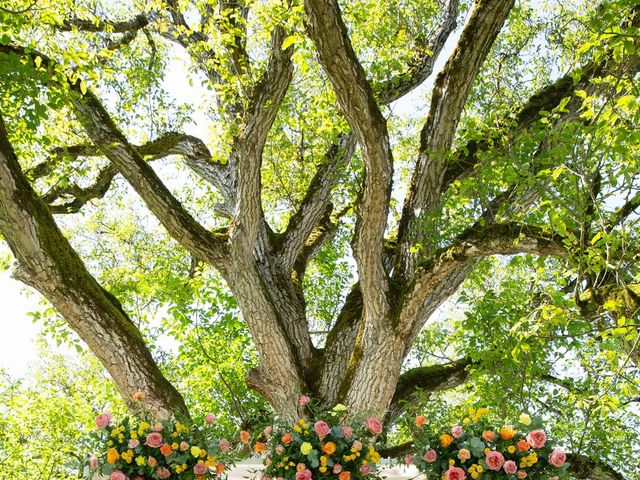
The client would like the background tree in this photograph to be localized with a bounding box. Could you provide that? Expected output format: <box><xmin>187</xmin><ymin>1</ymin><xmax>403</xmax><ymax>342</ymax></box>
<box><xmin>0</xmin><ymin>0</ymin><xmax>639</xmax><ymax>478</ymax></box>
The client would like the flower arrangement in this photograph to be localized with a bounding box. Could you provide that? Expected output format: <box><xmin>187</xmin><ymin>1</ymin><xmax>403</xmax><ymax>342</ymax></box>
<box><xmin>85</xmin><ymin>392</ymin><xmax>235</xmax><ymax>480</ymax></box>
<box><xmin>254</xmin><ymin>396</ymin><xmax>384</xmax><ymax>480</ymax></box>
<box><xmin>408</xmin><ymin>408</ymin><xmax>569</xmax><ymax>480</ymax></box>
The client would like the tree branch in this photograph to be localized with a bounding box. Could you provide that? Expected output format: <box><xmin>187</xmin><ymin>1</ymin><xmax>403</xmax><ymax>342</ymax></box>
<box><xmin>231</xmin><ymin>26</ymin><xmax>293</xmax><ymax>251</ymax></box>
<box><xmin>304</xmin><ymin>0</ymin><xmax>393</xmax><ymax>328</ymax></box>
<box><xmin>60</xmin><ymin>14</ymin><xmax>149</xmax><ymax>33</ymax></box>
<box><xmin>376</xmin><ymin>0</ymin><xmax>461</xmax><ymax>105</ymax></box>
<box><xmin>0</xmin><ymin>112</ymin><xmax>188</xmax><ymax>420</ymax></box>
<box><xmin>278</xmin><ymin>133</ymin><xmax>356</xmax><ymax>270</ymax></box>
<box><xmin>0</xmin><ymin>45</ymin><xmax>230</xmax><ymax>267</ymax></box>
<box><xmin>396</xmin><ymin>0</ymin><xmax>514</xmax><ymax>277</ymax></box>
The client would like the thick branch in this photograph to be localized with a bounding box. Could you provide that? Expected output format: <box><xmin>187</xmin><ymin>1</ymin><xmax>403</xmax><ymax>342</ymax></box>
<box><xmin>231</xmin><ymin>26</ymin><xmax>293</xmax><ymax>251</ymax></box>
<box><xmin>279</xmin><ymin>134</ymin><xmax>356</xmax><ymax>270</ymax></box>
<box><xmin>396</xmin><ymin>0</ymin><xmax>514</xmax><ymax>277</ymax></box>
<box><xmin>304</xmin><ymin>0</ymin><xmax>393</xmax><ymax>328</ymax></box>
<box><xmin>0</xmin><ymin>113</ymin><xmax>187</xmax><ymax>419</ymax></box>
<box><xmin>376</xmin><ymin>0</ymin><xmax>461</xmax><ymax>105</ymax></box>
<box><xmin>61</xmin><ymin>14</ymin><xmax>149</xmax><ymax>33</ymax></box>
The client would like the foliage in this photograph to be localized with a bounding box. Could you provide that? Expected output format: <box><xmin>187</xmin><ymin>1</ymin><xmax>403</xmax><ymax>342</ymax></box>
<box><xmin>409</xmin><ymin>409</ymin><xmax>569</xmax><ymax>480</ymax></box>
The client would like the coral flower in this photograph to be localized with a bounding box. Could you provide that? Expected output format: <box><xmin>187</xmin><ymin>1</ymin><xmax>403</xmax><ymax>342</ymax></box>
<box><xmin>314</xmin><ymin>420</ymin><xmax>331</xmax><ymax>439</ymax></box>
<box><xmin>526</xmin><ymin>429</ymin><xmax>547</xmax><ymax>448</ymax></box>
<box><xmin>160</xmin><ymin>443</ymin><xmax>172</xmax><ymax>456</ymax></box>
<box><xmin>95</xmin><ymin>413</ymin><xmax>112</xmax><ymax>429</ymax></box>
<box><xmin>423</xmin><ymin>449</ymin><xmax>437</xmax><ymax>463</ymax></box>
<box><xmin>440</xmin><ymin>433</ymin><xmax>454</xmax><ymax>447</ymax></box>
<box><xmin>255</xmin><ymin>442</ymin><xmax>267</xmax><ymax>453</ymax></box>
<box><xmin>415</xmin><ymin>415</ymin><xmax>426</xmax><ymax>427</ymax></box>
<box><xmin>366</xmin><ymin>417</ymin><xmax>383</xmax><ymax>435</ymax></box>
<box><xmin>486</xmin><ymin>451</ymin><xmax>505</xmax><ymax>471</ymax></box>
<box><xmin>445</xmin><ymin>466</ymin><xmax>466</xmax><ymax>480</ymax></box>
<box><xmin>518</xmin><ymin>439</ymin><xmax>531</xmax><ymax>451</ymax></box>
<box><xmin>132</xmin><ymin>391</ymin><xmax>145</xmax><ymax>401</ymax></box>
<box><xmin>339</xmin><ymin>472</ymin><xmax>351</xmax><ymax>480</ymax></box>
<box><xmin>240</xmin><ymin>430</ymin><xmax>250</xmax><ymax>444</ymax></box>
<box><xmin>282</xmin><ymin>432</ymin><xmax>293</xmax><ymax>445</ymax></box>
<box><xmin>482</xmin><ymin>430</ymin><xmax>496</xmax><ymax>441</ymax></box>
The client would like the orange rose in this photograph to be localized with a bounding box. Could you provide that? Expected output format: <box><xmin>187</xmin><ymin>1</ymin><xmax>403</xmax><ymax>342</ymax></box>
<box><xmin>160</xmin><ymin>443</ymin><xmax>172</xmax><ymax>456</ymax></box>
<box><xmin>339</xmin><ymin>472</ymin><xmax>351</xmax><ymax>480</ymax></box>
<box><xmin>148</xmin><ymin>456</ymin><xmax>157</xmax><ymax>467</ymax></box>
<box><xmin>240</xmin><ymin>431</ymin><xmax>250</xmax><ymax>444</ymax></box>
<box><xmin>440</xmin><ymin>433</ymin><xmax>454</xmax><ymax>447</ymax></box>
<box><xmin>415</xmin><ymin>415</ymin><xmax>426</xmax><ymax>427</ymax></box>
<box><xmin>216</xmin><ymin>462</ymin><xmax>225</xmax><ymax>475</ymax></box>
<box><xmin>282</xmin><ymin>432</ymin><xmax>293</xmax><ymax>445</ymax></box>
<box><xmin>106</xmin><ymin>448</ymin><xmax>119</xmax><ymax>464</ymax></box>
<box><xmin>322</xmin><ymin>442</ymin><xmax>337</xmax><ymax>455</ymax></box>
<box><xmin>499</xmin><ymin>427</ymin><xmax>516</xmax><ymax>441</ymax></box>
<box><xmin>255</xmin><ymin>442</ymin><xmax>266</xmax><ymax>453</ymax></box>
<box><xmin>517</xmin><ymin>439</ymin><xmax>531</xmax><ymax>452</ymax></box>
<box><xmin>482</xmin><ymin>430</ymin><xmax>496</xmax><ymax>441</ymax></box>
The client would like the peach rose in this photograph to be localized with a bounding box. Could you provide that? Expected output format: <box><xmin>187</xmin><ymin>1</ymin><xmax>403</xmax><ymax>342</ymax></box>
<box><xmin>366</xmin><ymin>417</ymin><xmax>383</xmax><ymax>435</ymax></box>
<box><xmin>132</xmin><ymin>391</ymin><xmax>145</xmax><ymax>401</ymax></box>
<box><xmin>219</xmin><ymin>439</ymin><xmax>230</xmax><ymax>452</ymax></box>
<box><xmin>360</xmin><ymin>464</ymin><xmax>372</xmax><ymax>475</ymax></box>
<box><xmin>457</xmin><ymin>448</ymin><xmax>471</xmax><ymax>461</ymax></box>
<box><xmin>240</xmin><ymin>430</ymin><xmax>250</xmax><ymax>444</ymax></box>
<box><xmin>482</xmin><ymin>430</ymin><xmax>496</xmax><ymax>441</ymax></box>
<box><xmin>517</xmin><ymin>472</ymin><xmax>527</xmax><ymax>479</ymax></box>
<box><xmin>503</xmin><ymin>460</ymin><xmax>517</xmax><ymax>474</ymax></box>
<box><xmin>485</xmin><ymin>450</ymin><xmax>505</xmax><ymax>471</ymax></box>
<box><xmin>95</xmin><ymin>413</ymin><xmax>112</xmax><ymax>429</ymax></box>
<box><xmin>423</xmin><ymin>449</ymin><xmax>437</xmax><ymax>462</ymax></box>
<box><xmin>526</xmin><ymin>429</ymin><xmax>547</xmax><ymax>449</ymax></box>
<box><xmin>549</xmin><ymin>448</ymin><xmax>566</xmax><ymax>467</ymax></box>
<box><xmin>275</xmin><ymin>444</ymin><xmax>285</xmax><ymax>455</ymax></box>
<box><xmin>415</xmin><ymin>415</ymin><xmax>426</xmax><ymax>427</ymax></box>
<box><xmin>296</xmin><ymin>468</ymin><xmax>312</xmax><ymax>480</ymax></box>
<box><xmin>194</xmin><ymin>461</ymin><xmax>208</xmax><ymax>475</ymax></box>
<box><xmin>160</xmin><ymin>443</ymin><xmax>172</xmax><ymax>456</ymax></box>
<box><xmin>180</xmin><ymin>441</ymin><xmax>189</xmax><ymax>451</ymax></box>
<box><xmin>452</xmin><ymin>426</ymin><xmax>464</xmax><ymax>438</ymax></box>
<box><xmin>282</xmin><ymin>432</ymin><xmax>293</xmax><ymax>445</ymax></box>
<box><xmin>110</xmin><ymin>471</ymin><xmax>126</xmax><ymax>480</ymax></box>
<box><xmin>445</xmin><ymin>466</ymin><xmax>466</xmax><ymax>480</ymax></box>
<box><xmin>157</xmin><ymin>467</ymin><xmax>171</xmax><ymax>479</ymax></box>
<box><xmin>145</xmin><ymin>432</ymin><xmax>163</xmax><ymax>448</ymax></box>
<box><xmin>517</xmin><ymin>439</ymin><xmax>530</xmax><ymax>451</ymax></box>
<box><xmin>314</xmin><ymin>420</ymin><xmax>331</xmax><ymax>439</ymax></box>
<box><xmin>128</xmin><ymin>439</ymin><xmax>139</xmax><ymax>449</ymax></box>
<box><xmin>352</xmin><ymin>440</ymin><xmax>363</xmax><ymax>452</ymax></box>
<box><xmin>333</xmin><ymin>463</ymin><xmax>343</xmax><ymax>473</ymax></box>
<box><xmin>148</xmin><ymin>456</ymin><xmax>157</xmax><ymax>467</ymax></box>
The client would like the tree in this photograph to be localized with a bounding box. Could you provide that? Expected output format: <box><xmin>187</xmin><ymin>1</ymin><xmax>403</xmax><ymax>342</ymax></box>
<box><xmin>0</xmin><ymin>0</ymin><xmax>639</xmax><ymax>478</ymax></box>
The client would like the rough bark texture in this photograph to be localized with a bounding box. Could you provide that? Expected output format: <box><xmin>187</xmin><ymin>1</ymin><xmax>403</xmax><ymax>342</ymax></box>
<box><xmin>1</xmin><ymin>3</ymin><xmax>639</xmax><ymax>477</ymax></box>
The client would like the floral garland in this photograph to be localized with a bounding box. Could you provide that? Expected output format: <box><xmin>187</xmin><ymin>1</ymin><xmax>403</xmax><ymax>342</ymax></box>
<box><xmin>85</xmin><ymin>392</ymin><xmax>235</xmax><ymax>480</ymax></box>
<box><xmin>407</xmin><ymin>408</ymin><xmax>569</xmax><ymax>480</ymax></box>
<box><xmin>253</xmin><ymin>397</ymin><xmax>384</xmax><ymax>480</ymax></box>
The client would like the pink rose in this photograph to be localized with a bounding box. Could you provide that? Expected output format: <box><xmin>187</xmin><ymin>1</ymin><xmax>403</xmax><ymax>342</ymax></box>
<box><xmin>457</xmin><ymin>449</ymin><xmax>470</xmax><ymax>461</ymax></box>
<box><xmin>526</xmin><ymin>429</ymin><xmax>547</xmax><ymax>449</ymax></box>
<box><xmin>89</xmin><ymin>455</ymin><xmax>99</xmax><ymax>470</ymax></box>
<box><xmin>549</xmin><ymin>448</ymin><xmax>566</xmax><ymax>467</ymax></box>
<box><xmin>485</xmin><ymin>450</ymin><xmax>505</xmax><ymax>471</ymax></box>
<box><xmin>296</xmin><ymin>468</ymin><xmax>312</xmax><ymax>480</ymax></box>
<box><xmin>314</xmin><ymin>420</ymin><xmax>331</xmax><ymax>439</ymax></box>
<box><xmin>342</xmin><ymin>426</ymin><xmax>353</xmax><ymax>438</ymax></box>
<box><xmin>423</xmin><ymin>449</ymin><xmax>437</xmax><ymax>462</ymax></box>
<box><xmin>445</xmin><ymin>466</ymin><xmax>466</xmax><ymax>480</ymax></box>
<box><xmin>275</xmin><ymin>444</ymin><xmax>284</xmax><ymax>455</ymax></box>
<box><xmin>145</xmin><ymin>432</ymin><xmax>163</xmax><ymax>448</ymax></box>
<box><xmin>110</xmin><ymin>472</ymin><xmax>126</xmax><ymax>480</ymax></box>
<box><xmin>219</xmin><ymin>439</ymin><xmax>230</xmax><ymax>452</ymax></box>
<box><xmin>333</xmin><ymin>463</ymin><xmax>342</xmax><ymax>473</ymax></box>
<box><xmin>95</xmin><ymin>413</ymin><xmax>112</xmax><ymax>429</ymax></box>
<box><xmin>360</xmin><ymin>464</ymin><xmax>372</xmax><ymax>475</ymax></box>
<box><xmin>517</xmin><ymin>472</ymin><xmax>527</xmax><ymax>479</ymax></box>
<box><xmin>366</xmin><ymin>417</ymin><xmax>383</xmax><ymax>435</ymax></box>
<box><xmin>263</xmin><ymin>476</ymin><xmax>272</xmax><ymax>480</ymax></box>
<box><xmin>194</xmin><ymin>461</ymin><xmax>208</xmax><ymax>475</ymax></box>
<box><xmin>157</xmin><ymin>467</ymin><xmax>171</xmax><ymax>479</ymax></box>
<box><xmin>180</xmin><ymin>441</ymin><xmax>189</xmax><ymax>451</ymax></box>
<box><xmin>503</xmin><ymin>460</ymin><xmax>517</xmax><ymax>474</ymax></box>
<box><xmin>405</xmin><ymin>454</ymin><xmax>414</xmax><ymax>465</ymax></box>
<box><xmin>128</xmin><ymin>438</ymin><xmax>140</xmax><ymax>449</ymax></box>
<box><xmin>206</xmin><ymin>413</ymin><xmax>216</xmax><ymax>424</ymax></box>
<box><xmin>299</xmin><ymin>396</ymin><xmax>311</xmax><ymax>406</ymax></box>
<box><xmin>451</xmin><ymin>425</ymin><xmax>464</xmax><ymax>438</ymax></box>
<box><xmin>352</xmin><ymin>440</ymin><xmax>363</xmax><ymax>452</ymax></box>
<box><xmin>264</xmin><ymin>426</ymin><xmax>273</xmax><ymax>438</ymax></box>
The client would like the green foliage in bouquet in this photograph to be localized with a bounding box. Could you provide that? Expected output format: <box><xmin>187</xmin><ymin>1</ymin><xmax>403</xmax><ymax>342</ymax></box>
<box><xmin>408</xmin><ymin>408</ymin><xmax>569</xmax><ymax>480</ymax></box>
<box><xmin>86</xmin><ymin>393</ymin><xmax>236</xmax><ymax>480</ymax></box>
<box><xmin>254</xmin><ymin>397</ymin><xmax>384</xmax><ymax>480</ymax></box>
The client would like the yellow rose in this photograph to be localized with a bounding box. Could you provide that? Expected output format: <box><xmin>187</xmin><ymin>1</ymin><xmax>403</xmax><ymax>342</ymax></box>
<box><xmin>519</xmin><ymin>413</ymin><xmax>532</xmax><ymax>425</ymax></box>
<box><xmin>508</xmin><ymin>446</ymin><xmax>516</xmax><ymax>453</ymax></box>
<box><xmin>300</xmin><ymin>442</ymin><xmax>313</xmax><ymax>455</ymax></box>
<box><xmin>191</xmin><ymin>446</ymin><xmax>202</xmax><ymax>458</ymax></box>
<box><xmin>135</xmin><ymin>456</ymin><xmax>146</xmax><ymax>466</ymax></box>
